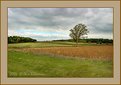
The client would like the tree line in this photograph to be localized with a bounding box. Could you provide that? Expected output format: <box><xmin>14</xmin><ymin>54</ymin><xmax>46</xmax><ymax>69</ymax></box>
<box><xmin>52</xmin><ymin>38</ymin><xmax>113</xmax><ymax>44</ymax></box>
<box><xmin>82</xmin><ymin>38</ymin><xmax>113</xmax><ymax>44</ymax></box>
<box><xmin>8</xmin><ymin>36</ymin><xmax>37</xmax><ymax>43</ymax></box>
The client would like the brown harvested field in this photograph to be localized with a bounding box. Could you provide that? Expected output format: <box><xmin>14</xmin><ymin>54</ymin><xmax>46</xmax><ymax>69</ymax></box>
<box><xmin>20</xmin><ymin>45</ymin><xmax>113</xmax><ymax>60</ymax></box>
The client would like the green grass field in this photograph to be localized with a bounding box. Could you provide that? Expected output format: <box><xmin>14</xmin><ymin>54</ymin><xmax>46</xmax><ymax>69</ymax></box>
<box><xmin>8</xmin><ymin>41</ymin><xmax>109</xmax><ymax>48</ymax></box>
<box><xmin>8</xmin><ymin>42</ymin><xmax>113</xmax><ymax>77</ymax></box>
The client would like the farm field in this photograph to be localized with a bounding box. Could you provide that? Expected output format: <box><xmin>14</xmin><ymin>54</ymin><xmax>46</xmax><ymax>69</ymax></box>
<box><xmin>8</xmin><ymin>41</ymin><xmax>113</xmax><ymax>77</ymax></box>
<box><xmin>7</xmin><ymin>8</ymin><xmax>114</xmax><ymax>79</ymax></box>
<box><xmin>8</xmin><ymin>41</ymin><xmax>108</xmax><ymax>48</ymax></box>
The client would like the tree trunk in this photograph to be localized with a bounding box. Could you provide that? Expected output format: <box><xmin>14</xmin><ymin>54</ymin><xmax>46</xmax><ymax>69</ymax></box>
<box><xmin>76</xmin><ymin>39</ymin><xmax>78</xmax><ymax>47</ymax></box>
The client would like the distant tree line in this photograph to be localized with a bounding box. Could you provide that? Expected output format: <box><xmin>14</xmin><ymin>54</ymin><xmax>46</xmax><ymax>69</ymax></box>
<box><xmin>8</xmin><ymin>36</ymin><xmax>37</xmax><ymax>43</ymax></box>
<box><xmin>52</xmin><ymin>38</ymin><xmax>113</xmax><ymax>44</ymax></box>
<box><xmin>79</xmin><ymin>38</ymin><xmax>113</xmax><ymax>44</ymax></box>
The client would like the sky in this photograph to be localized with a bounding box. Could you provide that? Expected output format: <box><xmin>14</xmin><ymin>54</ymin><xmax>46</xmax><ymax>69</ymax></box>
<box><xmin>8</xmin><ymin>8</ymin><xmax>113</xmax><ymax>41</ymax></box>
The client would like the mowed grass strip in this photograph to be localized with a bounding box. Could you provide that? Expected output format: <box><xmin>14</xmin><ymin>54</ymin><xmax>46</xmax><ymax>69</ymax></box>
<box><xmin>8</xmin><ymin>41</ymin><xmax>108</xmax><ymax>48</ymax></box>
<box><xmin>8</xmin><ymin>50</ymin><xmax>113</xmax><ymax>77</ymax></box>
<box><xmin>8</xmin><ymin>42</ymin><xmax>72</xmax><ymax>48</ymax></box>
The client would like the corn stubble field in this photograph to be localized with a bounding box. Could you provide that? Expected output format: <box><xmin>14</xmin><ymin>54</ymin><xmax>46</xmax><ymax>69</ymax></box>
<box><xmin>8</xmin><ymin>42</ymin><xmax>113</xmax><ymax>77</ymax></box>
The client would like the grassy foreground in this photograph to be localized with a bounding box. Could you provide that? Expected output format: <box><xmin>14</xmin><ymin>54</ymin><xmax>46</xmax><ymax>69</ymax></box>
<box><xmin>8</xmin><ymin>50</ymin><xmax>113</xmax><ymax>77</ymax></box>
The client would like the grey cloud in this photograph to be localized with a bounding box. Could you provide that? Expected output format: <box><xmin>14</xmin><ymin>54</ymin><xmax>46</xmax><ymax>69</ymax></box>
<box><xmin>8</xmin><ymin>8</ymin><xmax>113</xmax><ymax>40</ymax></box>
<box><xmin>90</xmin><ymin>23</ymin><xmax>113</xmax><ymax>34</ymax></box>
<box><xmin>8</xmin><ymin>8</ymin><xmax>90</xmax><ymax>29</ymax></box>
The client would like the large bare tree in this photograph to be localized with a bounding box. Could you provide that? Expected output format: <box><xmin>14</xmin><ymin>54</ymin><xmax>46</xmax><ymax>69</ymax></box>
<box><xmin>69</xmin><ymin>23</ymin><xmax>89</xmax><ymax>46</ymax></box>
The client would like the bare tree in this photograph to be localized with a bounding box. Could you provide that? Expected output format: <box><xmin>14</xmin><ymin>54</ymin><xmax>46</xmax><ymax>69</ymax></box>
<box><xmin>69</xmin><ymin>23</ymin><xmax>89</xmax><ymax>46</ymax></box>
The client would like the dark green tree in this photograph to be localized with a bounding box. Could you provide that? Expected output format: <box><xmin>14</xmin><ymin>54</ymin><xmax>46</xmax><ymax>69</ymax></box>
<box><xmin>69</xmin><ymin>23</ymin><xmax>89</xmax><ymax>46</ymax></box>
<box><xmin>8</xmin><ymin>36</ymin><xmax>37</xmax><ymax>43</ymax></box>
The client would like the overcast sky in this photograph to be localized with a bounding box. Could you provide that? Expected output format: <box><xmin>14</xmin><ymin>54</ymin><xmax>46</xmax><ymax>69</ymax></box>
<box><xmin>8</xmin><ymin>8</ymin><xmax>113</xmax><ymax>41</ymax></box>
